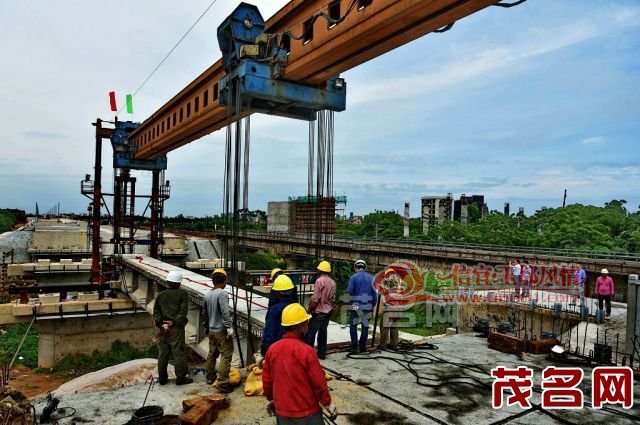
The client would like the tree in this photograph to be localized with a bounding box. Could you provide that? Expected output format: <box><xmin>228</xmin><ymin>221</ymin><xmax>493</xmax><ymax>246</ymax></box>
<box><xmin>604</xmin><ymin>199</ymin><xmax>627</xmax><ymax>215</ymax></box>
<box><xmin>468</xmin><ymin>203</ymin><xmax>481</xmax><ymax>224</ymax></box>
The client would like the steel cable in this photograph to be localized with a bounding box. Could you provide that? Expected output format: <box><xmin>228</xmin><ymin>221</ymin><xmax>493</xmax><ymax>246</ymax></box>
<box><xmin>118</xmin><ymin>0</ymin><xmax>221</xmax><ymax>114</ymax></box>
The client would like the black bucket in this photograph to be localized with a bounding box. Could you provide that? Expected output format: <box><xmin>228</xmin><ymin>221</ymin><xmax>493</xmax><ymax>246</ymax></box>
<box><xmin>132</xmin><ymin>405</ymin><xmax>164</xmax><ymax>425</ymax></box>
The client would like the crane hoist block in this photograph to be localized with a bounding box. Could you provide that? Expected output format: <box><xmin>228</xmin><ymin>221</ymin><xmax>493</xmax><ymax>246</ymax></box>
<box><xmin>217</xmin><ymin>3</ymin><xmax>347</xmax><ymax>121</ymax></box>
<box><xmin>111</xmin><ymin>120</ymin><xmax>167</xmax><ymax>170</ymax></box>
<box><xmin>219</xmin><ymin>61</ymin><xmax>346</xmax><ymax>120</ymax></box>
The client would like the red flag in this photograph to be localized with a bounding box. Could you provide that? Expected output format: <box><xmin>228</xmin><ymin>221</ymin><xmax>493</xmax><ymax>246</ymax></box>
<box><xmin>108</xmin><ymin>91</ymin><xmax>117</xmax><ymax>112</ymax></box>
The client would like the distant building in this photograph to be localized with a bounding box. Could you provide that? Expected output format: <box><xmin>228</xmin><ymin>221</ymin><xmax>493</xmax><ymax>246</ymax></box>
<box><xmin>504</xmin><ymin>202</ymin><xmax>510</xmax><ymax>216</ymax></box>
<box><xmin>421</xmin><ymin>194</ymin><xmax>453</xmax><ymax>233</ymax></box>
<box><xmin>453</xmin><ymin>194</ymin><xmax>487</xmax><ymax>225</ymax></box>
<box><xmin>350</xmin><ymin>215</ymin><xmax>363</xmax><ymax>225</ymax></box>
<box><xmin>267</xmin><ymin>201</ymin><xmax>292</xmax><ymax>232</ymax></box>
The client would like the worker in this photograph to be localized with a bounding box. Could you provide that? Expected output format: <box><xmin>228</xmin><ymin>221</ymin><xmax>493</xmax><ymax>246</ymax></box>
<box><xmin>509</xmin><ymin>259</ymin><xmax>522</xmax><ymax>298</ymax></box>
<box><xmin>378</xmin><ymin>267</ymin><xmax>403</xmax><ymax>351</ymax></box>
<box><xmin>202</xmin><ymin>268</ymin><xmax>234</xmax><ymax>393</ymax></box>
<box><xmin>153</xmin><ymin>270</ymin><xmax>192</xmax><ymax>385</ymax></box>
<box><xmin>573</xmin><ymin>263</ymin><xmax>586</xmax><ymax>306</ymax></box>
<box><xmin>347</xmin><ymin>259</ymin><xmax>377</xmax><ymax>354</ymax></box>
<box><xmin>595</xmin><ymin>268</ymin><xmax>614</xmax><ymax>318</ymax></box>
<box><xmin>304</xmin><ymin>260</ymin><xmax>336</xmax><ymax>359</ymax></box>
<box><xmin>262</xmin><ymin>303</ymin><xmax>337</xmax><ymax>424</ymax></box>
<box><xmin>267</xmin><ymin>268</ymin><xmax>284</xmax><ymax>310</ymax></box>
<box><xmin>271</xmin><ymin>268</ymin><xmax>284</xmax><ymax>281</ymax></box>
<box><xmin>260</xmin><ymin>274</ymin><xmax>297</xmax><ymax>357</ymax></box>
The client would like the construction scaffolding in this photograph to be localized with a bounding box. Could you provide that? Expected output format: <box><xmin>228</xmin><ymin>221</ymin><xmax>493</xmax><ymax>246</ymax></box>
<box><xmin>288</xmin><ymin>196</ymin><xmax>347</xmax><ymax>234</ymax></box>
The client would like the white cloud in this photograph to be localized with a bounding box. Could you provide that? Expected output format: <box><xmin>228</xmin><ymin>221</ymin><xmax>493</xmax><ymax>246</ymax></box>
<box><xmin>613</xmin><ymin>6</ymin><xmax>640</xmax><ymax>25</ymax></box>
<box><xmin>581</xmin><ymin>136</ymin><xmax>606</xmax><ymax>145</ymax></box>
<box><xmin>349</xmin><ymin>22</ymin><xmax>598</xmax><ymax>105</ymax></box>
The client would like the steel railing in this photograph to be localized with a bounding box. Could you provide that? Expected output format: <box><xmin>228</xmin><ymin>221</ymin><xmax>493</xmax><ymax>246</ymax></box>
<box><xmin>221</xmin><ymin>230</ymin><xmax>640</xmax><ymax>263</ymax></box>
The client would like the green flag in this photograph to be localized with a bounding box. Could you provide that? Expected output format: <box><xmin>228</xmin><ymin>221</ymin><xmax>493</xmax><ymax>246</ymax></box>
<box><xmin>126</xmin><ymin>94</ymin><xmax>133</xmax><ymax>114</ymax></box>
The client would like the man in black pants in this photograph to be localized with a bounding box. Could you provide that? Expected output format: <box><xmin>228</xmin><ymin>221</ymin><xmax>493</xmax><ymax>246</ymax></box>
<box><xmin>305</xmin><ymin>261</ymin><xmax>336</xmax><ymax>359</ymax></box>
<box><xmin>153</xmin><ymin>270</ymin><xmax>193</xmax><ymax>385</ymax></box>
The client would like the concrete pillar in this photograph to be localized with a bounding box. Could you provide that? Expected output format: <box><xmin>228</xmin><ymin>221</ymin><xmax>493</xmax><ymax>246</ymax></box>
<box><xmin>625</xmin><ymin>274</ymin><xmax>640</xmax><ymax>362</ymax></box>
<box><xmin>403</xmin><ymin>202</ymin><xmax>410</xmax><ymax>238</ymax></box>
<box><xmin>34</xmin><ymin>314</ymin><xmax>155</xmax><ymax>368</ymax></box>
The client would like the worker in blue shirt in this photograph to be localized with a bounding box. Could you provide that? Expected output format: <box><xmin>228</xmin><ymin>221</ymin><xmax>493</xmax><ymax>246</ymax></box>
<box><xmin>260</xmin><ymin>275</ymin><xmax>297</xmax><ymax>356</ymax></box>
<box><xmin>347</xmin><ymin>259</ymin><xmax>377</xmax><ymax>353</ymax></box>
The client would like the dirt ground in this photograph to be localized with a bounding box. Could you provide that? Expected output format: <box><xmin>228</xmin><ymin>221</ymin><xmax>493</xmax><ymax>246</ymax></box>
<box><xmin>8</xmin><ymin>366</ymin><xmax>70</xmax><ymax>398</ymax></box>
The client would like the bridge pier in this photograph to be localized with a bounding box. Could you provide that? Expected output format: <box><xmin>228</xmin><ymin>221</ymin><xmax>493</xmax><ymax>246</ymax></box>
<box><xmin>34</xmin><ymin>314</ymin><xmax>155</xmax><ymax>368</ymax></box>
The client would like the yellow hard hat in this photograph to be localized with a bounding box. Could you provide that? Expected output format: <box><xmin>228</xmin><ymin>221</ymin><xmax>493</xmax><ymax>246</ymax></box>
<box><xmin>212</xmin><ymin>268</ymin><xmax>227</xmax><ymax>277</ymax></box>
<box><xmin>317</xmin><ymin>260</ymin><xmax>331</xmax><ymax>273</ymax></box>
<box><xmin>270</xmin><ymin>268</ymin><xmax>283</xmax><ymax>279</ymax></box>
<box><xmin>272</xmin><ymin>275</ymin><xmax>294</xmax><ymax>291</ymax></box>
<box><xmin>281</xmin><ymin>303</ymin><xmax>312</xmax><ymax>327</ymax></box>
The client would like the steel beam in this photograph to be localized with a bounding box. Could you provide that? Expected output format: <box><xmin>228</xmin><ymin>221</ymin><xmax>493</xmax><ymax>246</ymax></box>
<box><xmin>131</xmin><ymin>0</ymin><xmax>500</xmax><ymax>159</ymax></box>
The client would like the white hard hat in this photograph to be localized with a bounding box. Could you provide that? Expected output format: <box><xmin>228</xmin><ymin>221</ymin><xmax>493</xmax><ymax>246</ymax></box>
<box><xmin>601</xmin><ymin>268</ymin><xmax>609</xmax><ymax>274</ymax></box>
<box><xmin>551</xmin><ymin>345</ymin><xmax>565</xmax><ymax>355</ymax></box>
<box><xmin>354</xmin><ymin>259</ymin><xmax>367</xmax><ymax>269</ymax></box>
<box><xmin>167</xmin><ymin>270</ymin><xmax>183</xmax><ymax>284</ymax></box>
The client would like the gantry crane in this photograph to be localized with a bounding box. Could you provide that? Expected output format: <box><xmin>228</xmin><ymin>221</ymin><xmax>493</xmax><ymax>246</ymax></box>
<box><xmin>83</xmin><ymin>0</ymin><xmax>526</xmax><ymax>287</ymax></box>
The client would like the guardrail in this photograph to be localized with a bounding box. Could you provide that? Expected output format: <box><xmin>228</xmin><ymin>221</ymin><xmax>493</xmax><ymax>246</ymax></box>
<box><xmin>217</xmin><ymin>230</ymin><xmax>640</xmax><ymax>263</ymax></box>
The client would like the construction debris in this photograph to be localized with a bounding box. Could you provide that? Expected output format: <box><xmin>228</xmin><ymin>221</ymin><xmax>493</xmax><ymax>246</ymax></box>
<box><xmin>0</xmin><ymin>388</ymin><xmax>33</xmax><ymax>425</ymax></box>
<box><xmin>180</xmin><ymin>394</ymin><xmax>229</xmax><ymax>425</ymax></box>
<box><xmin>487</xmin><ymin>331</ymin><xmax>526</xmax><ymax>354</ymax></box>
<box><xmin>526</xmin><ymin>337</ymin><xmax>561</xmax><ymax>354</ymax></box>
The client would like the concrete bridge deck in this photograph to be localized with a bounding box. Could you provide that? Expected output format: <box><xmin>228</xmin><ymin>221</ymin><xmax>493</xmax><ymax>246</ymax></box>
<box><xmin>115</xmin><ymin>254</ymin><xmax>422</xmax><ymax>363</ymax></box>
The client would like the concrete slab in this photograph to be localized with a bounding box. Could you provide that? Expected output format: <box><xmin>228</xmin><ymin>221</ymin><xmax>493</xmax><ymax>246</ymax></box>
<box><xmin>31</xmin><ymin>333</ymin><xmax>639</xmax><ymax>424</ymax></box>
<box><xmin>321</xmin><ymin>333</ymin><xmax>640</xmax><ymax>424</ymax></box>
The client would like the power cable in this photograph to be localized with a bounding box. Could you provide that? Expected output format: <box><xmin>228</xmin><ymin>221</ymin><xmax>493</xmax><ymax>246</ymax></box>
<box><xmin>434</xmin><ymin>23</ymin><xmax>455</xmax><ymax>33</ymax></box>
<box><xmin>494</xmin><ymin>0</ymin><xmax>528</xmax><ymax>8</ymax></box>
<box><xmin>344</xmin><ymin>341</ymin><xmax>635</xmax><ymax>425</ymax></box>
<box><xmin>8</xmin><ymin>310</ymin><xmax>37</xmax><ymax>370</ymax></box>
<box><xmin>118</xmin><ymin>0</ymin><xmax>220</xmax><ymax>114</ymax></box>
<box><xmin>323</xmin><ymin>362</ymin><xmax>449</xmax><ymax>425</ymax></box>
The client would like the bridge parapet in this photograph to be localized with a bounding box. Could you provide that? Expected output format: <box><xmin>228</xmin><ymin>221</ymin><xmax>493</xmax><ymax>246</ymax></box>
<box><xmin>220</xmin><ymin>231</ymin><xmax>640</xmax><ymax>276</ymax></box>
<box><xmin>113</xmin><ymin>254</ymin><xmax>270</xmax><ymax>361</ymax></box>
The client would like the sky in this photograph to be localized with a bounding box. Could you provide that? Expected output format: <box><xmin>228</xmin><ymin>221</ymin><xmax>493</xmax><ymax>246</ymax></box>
<box><xmin>0</xmin><ymin>0</ymin><xmax>638</xmax><ymax>218</ymax></box>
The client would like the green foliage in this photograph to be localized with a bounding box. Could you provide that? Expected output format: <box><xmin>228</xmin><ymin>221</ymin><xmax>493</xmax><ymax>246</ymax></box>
<box><xmin>335</xmin><ymin>201</ymin><xmax>640</xmax><ymax>253</ymax></box>
<box><xmin>0</xmin><ymin>324</ymin><xmax>39</xmax><ymax>368</ymax></box>
<box><xmin>336</xmin><ymin>210</ymin><xmax>406</xmax><ymax>238</ymax></box>
<box><xmin>239</xmin><ymin>250</ymin><xmax>285</xmax><ymax>270</ymax></box>
<box><xmin>424</xmin><ymin>271</ymin><xmax>454</xmax><ymax>295</ymax></box>
<box><xmin>51</xmin><ymin>340</ymin><xmax>158</xmax><ymax>376</ymax></box>
<box><xmin>467</xmin><ymin>203</ymin><xmax>481</xmax><ymax>224</ymax></box>
<box><xmin>0</xmin><ymin>210</ymin><xmax>17</xmax><ymax>233</ymax></box>
<box><xmin>164</xmin><ymin>212</ymin><xmax>266</xmax><ymax>232</ymax></box>
<box><xmin>0</xmin><ymin>348</ymin><xmax>10</xmax><ymax>366</ymax></box>
<box><xmin>402</xmin><ymin>304</ymin><xmax>448</xmax><ymax>337</ymax></box>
